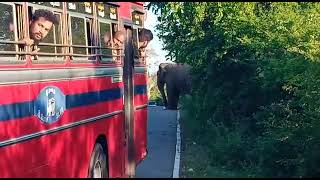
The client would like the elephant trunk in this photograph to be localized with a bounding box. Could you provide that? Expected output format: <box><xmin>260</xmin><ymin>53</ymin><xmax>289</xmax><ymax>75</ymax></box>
<box><xmin>157</xmin><ymin>80</ymin><xmax>167</xmax><ymax>108</ymax></box>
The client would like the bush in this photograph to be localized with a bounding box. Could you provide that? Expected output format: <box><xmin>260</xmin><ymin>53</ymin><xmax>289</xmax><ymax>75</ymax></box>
<box><xmin>149</xmin><ymin>2</ymin><xmax>320</xmax><ymax>177</ymax></box>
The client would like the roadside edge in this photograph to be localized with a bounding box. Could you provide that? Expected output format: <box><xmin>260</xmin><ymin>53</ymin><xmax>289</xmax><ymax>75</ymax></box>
<box><xmin>172</xmin><ymin>110</ymin><xmax>181</xmax><ymax>178</ymax></box>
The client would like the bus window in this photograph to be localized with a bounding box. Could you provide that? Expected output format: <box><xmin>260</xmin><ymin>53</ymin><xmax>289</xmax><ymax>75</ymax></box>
<box><xmin>70</xmin><ymin>15</ymin><xmax>94</xmax><ymax>61</ymax></box>
<box><xmin>96</xmin><ymin>3</ymin><xmax>120</xmax><ymax>63</ymax></box>
<box><xmin>99</xmin><ymin>21</ymin><xmax>112</xmax><ymax>62</ymax></box>
<box><xmin>0</xmin><ymin>3</ymin><xmax>17</xmax><ymax>61</ymax></box>
<box><xmin>70</xmin><ymin>16</ymin><xmax>86</xmax><ymax>55</ymax></box>
<box><xmin>25</xmin><ymin>5</ymin><xmax>63</xmax><ymax>62</ymax></box>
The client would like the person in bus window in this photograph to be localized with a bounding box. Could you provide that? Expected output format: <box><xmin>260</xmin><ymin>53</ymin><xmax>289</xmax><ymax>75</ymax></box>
<box><xmin>137</xmin><ymin>28</ymin><xmax>153</xmax><ymax>59</ymax></box>
<box><xmin>104</xmin><ymin>30</ymin><xmax>126</xmax><ymax>61</ymax></box>
<box><xmin>113</xmin><ymin>30</ymin><xmax>126</xmax><ymax>48</ymax></box>
<box><xmin>138</xmin><ymin>28</ymin><xmax>153</xmax><ymax>49</ymax></box>
<box><xmin>104</xmin><ymin>30</ymin><xmax>126</xmax><ymax>49</ymax></box>
<box><xmin>112</xmin><ymin>30</ymin><xmax>125</xmax><ymax>61</ymax></box>
<box><xmin>19</xmin><ymin>9</ymin><xmax>59</xmax><ymax>59</ymax></box>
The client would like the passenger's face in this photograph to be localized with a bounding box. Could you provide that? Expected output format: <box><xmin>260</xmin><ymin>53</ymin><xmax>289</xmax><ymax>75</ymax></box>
<box><xmin>30</xmin><ymin>17</ymin><xmax>53</xmax><ymax>42</ymax></box>
<box><xmin>113</xmin><ymin>35</ymin><xmax>125</xmax><ymax>48</ymax></box>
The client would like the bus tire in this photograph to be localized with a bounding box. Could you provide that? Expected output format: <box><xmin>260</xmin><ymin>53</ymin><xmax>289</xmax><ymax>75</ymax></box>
<box><xmin>88</xmin><ymin>142</ymin><xmax>108</xmax><ymax>178</ymax></box>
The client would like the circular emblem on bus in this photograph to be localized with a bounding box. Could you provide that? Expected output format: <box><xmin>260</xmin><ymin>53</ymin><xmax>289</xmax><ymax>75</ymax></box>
<box><xmin>34</xmin><ymin>86</ymin><xmax>66</xmax><ymax>124</ymax></box>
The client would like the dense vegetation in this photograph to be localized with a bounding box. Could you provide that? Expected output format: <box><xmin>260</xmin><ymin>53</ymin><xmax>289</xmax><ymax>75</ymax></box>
<box><xmin>148</xmin><ymin>2</ymin><xmax>320</xmax><ymax>178</ymax></box>
<box><xmin>148</xmin><ymin>73</ymin><xmax>163</xmax><ymax>106</ymax></box>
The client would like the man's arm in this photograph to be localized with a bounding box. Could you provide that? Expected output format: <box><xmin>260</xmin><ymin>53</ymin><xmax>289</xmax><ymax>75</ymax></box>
<box><xmin>18</xmin><ymin>38</ymin><xmax>40</xmax><ymax>60</ymax></box>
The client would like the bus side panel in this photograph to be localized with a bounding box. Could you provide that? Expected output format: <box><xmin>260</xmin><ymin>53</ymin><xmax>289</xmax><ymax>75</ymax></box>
<box><xmin>133</xmin><ymin>108</ymin><xmax>147</xmax><ymax>164</ymax></box>
<box><xmin>0</xmin><ymin>114</ymin><xmax>125</xmax><ymax>178</ymax></box>
<box><xmin>0</xmin><ymin>83</ymin><xmax>31</xmax><ymax>142</ymax></box>
<box><xmin>0</xmin><ymin>71</ymin><xmax>127</xmax><ymax>177</ymax></box>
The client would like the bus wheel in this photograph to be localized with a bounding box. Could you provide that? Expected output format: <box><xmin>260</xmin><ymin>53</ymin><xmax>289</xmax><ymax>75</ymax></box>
<box><xmin>88</xmin><ymin>142</ymin><xmax>108</xmax><ymax>178</ymax></box>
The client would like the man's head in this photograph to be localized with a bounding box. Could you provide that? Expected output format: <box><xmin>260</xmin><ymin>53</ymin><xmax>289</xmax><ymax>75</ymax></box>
<box><xmin>29</xmin><ymin>9</ymin><xmax>59</xmax><ymax>43</ymax></box>
<box><xmin>138</xmin><ymin>28</ymin><xmax>153</xmax><ymax>49</ymax></box>
<box><xmin>113</xmin><ymin>30</ymin><xmax>126</xmax><ymax>48</ymax></box>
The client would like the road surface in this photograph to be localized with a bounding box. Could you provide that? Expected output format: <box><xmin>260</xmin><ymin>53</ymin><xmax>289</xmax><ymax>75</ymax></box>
<box><xmin>136</xmin><ymin>106</ymin><xmax>178</xmax><ymax>178</ymax></box>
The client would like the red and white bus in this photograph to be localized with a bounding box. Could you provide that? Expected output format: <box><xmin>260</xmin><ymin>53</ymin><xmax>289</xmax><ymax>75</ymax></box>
<box><xmin>0</xmin><ymin>2</ymin><xmax>148</xmax><ymax>178</ymax></box>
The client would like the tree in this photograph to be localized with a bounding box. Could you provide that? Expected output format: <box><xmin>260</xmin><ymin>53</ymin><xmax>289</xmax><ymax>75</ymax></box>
<box><xmin>148</xmin><ymin>2</ymin><xmax>320</xmax><ymax>177</ymax></box>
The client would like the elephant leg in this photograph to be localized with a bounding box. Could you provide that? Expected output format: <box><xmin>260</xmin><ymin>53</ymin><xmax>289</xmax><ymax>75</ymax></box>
<box><xmin>166</xmin><ymin>85</ymin><xmax>179</xmax><ymax>110</ymax></box>
<box><xmin>157</xmin><ymin>81</ymin><xmax>167</xmax><ymax>108</ymax></box>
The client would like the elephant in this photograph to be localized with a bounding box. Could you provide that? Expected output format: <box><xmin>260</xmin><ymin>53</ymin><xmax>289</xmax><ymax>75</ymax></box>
<box><xmin>157</xmin><ymin>62</ymin><xmax>192</xmax><ymax>110</ymax></box>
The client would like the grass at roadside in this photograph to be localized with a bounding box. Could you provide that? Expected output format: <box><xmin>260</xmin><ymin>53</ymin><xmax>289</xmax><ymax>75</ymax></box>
<box><xmin>179</xmin><ymin>110</ymin><xmax>256</xmax><ymax>178</ymax></box>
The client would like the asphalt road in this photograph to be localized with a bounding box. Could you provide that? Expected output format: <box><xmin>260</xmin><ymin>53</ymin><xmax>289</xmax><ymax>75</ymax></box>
<box><xmin>135</xmin><ymin>106</ymin><xmax>177</xmax><ymax>178</ymax></box>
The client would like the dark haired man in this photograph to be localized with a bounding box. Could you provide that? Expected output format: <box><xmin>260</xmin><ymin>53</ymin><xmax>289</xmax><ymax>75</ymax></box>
<box><xmin>20</xmin><ymin>9</ymin><xmax>59</xmax><ymax>56</ymax></box>
<box><xmin>138</xmin><ymin>28</ymin><xmax>153</xmax><ymax>49</ymax></box>
<box><xmin>137</xmin><ymin>28</ymin><xmax>153</xmax><ymax>59</ymax></box>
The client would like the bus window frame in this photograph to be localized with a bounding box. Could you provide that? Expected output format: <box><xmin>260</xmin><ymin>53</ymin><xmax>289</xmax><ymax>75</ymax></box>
<box><xmin>12</xmin><ymin>2</ymin><xmax>70</xmax><ymax>64</ymax></box>
<box><xmin>68</xmin><ymin>11</ymin><xmax>96</xmax><ymax>62</ymax></box>
<box><xmin>29</xmin><ymin>5</ymin><xmax>66</xmax><ymax>64</ymax></box>
<box><xmin>0</xmin><ymin>2</ymin><xmax>26</xmax><ymax>64</ymax></box>
<box><xmin>97</xmin><ymin>19</ymin><xmax>113</xmax><ymax>63</ymax></box>
<box><xmin>97</xmin><ymin>17</ymin><xmax>122</xmax><ymax>64</ymax></box>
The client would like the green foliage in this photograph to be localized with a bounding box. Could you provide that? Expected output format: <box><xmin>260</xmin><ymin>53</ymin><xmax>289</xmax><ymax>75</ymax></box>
<box><xmin>149</xmin><ymin>2</ymin><xmax>320</xmax><ymax>178</ymax></box>
<box><xmin>148</xmin><ymin>73</ymin><xmax>164</xmax><ymax>106</ymax></box>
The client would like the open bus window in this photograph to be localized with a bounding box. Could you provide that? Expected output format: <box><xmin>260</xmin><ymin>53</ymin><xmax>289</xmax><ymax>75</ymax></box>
<box><xmin>0</xmin><ymin>3</ymin><xmax>17</xmax><ymax>61</ymax></box>
<box><xmin>98</xmin><ymin>21</ymin><xmax>121</xmax><ymax>63</ymax></box>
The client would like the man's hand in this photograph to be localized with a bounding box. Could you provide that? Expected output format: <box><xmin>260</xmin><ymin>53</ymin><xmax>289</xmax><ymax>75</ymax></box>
<box><xmin>21</xmin><ymin>37</ymin><xmax>34</xmax><ymax>46</ymax></box>
<box><xmin>32</xmin><ymin>47</ymin><xmax>40</xmax><ymax>53</ymax></box>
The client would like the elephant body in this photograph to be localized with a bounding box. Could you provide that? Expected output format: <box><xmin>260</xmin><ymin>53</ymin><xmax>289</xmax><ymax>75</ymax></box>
<box><xmin>157</xmin><ymin>63</ymin><xmax>191</xmax><ymax>110</ymax></box>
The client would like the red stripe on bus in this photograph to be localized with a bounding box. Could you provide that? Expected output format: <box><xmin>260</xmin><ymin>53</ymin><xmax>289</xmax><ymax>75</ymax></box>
<box><xmin>134</xmin><ymin>94</ymin><xmax>148</xmax><ymax>107</ymax></box>
<box><xmin>134</xmin><ymin>74</ymin><xmax>147</xmax><ymax>85</ymax></box>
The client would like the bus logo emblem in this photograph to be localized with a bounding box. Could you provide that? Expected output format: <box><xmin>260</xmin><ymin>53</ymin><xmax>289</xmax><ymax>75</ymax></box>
<box><xmin>34</xmin><ymin>86</ymin><xmax>66</xmax><ymax>124</ymax></box>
